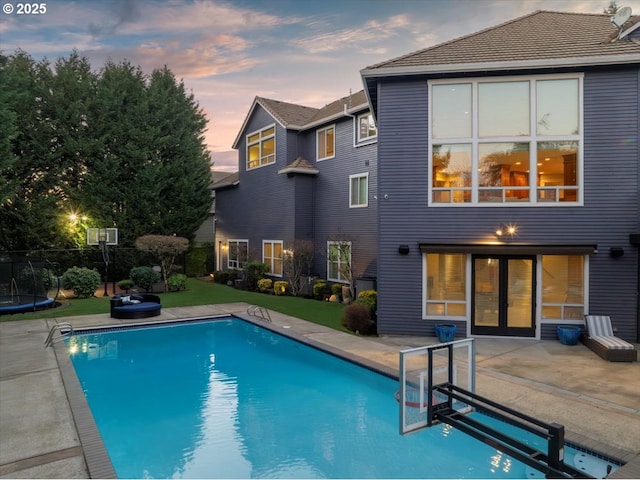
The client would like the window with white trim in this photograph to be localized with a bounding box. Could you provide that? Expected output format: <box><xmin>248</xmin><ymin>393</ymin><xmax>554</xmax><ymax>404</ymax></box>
<box><xmin>429</xmin><ymin>75</ymin><xmax>582</xmax><ymax>205</ymax></box>
<box><xmin>228</xmin><ymin>239</ymin><xmax>248</xmax><ymax>270</ymax></box>
<box><xmin>247</xmin><ymin>125</ymin><xmax>275</xmax><ymax>169</ymax></box>
<box><xmin>349</xmin><ymin>173</ymin><xmax>368</xmax><ymax>208</ymax></box>
<box><xmin>327</xmin><ymin>241</ymin><xmax>351</xmax><ymax>283</ymax></box>
<box><xmin>358</xmin><ymin>112</ymin><xmax>377</xmax><ymax>142</ymax></box>
<box><xmin>424</xmin><ymin>253</ymin><xmax>467</xmax><ymax>317</ymax></box>
<box><xmin>263</xmin><ymin>240</ymin><xmax>283</xmax><ymax>276</ymax></box>
<box><xmin>541</xmin><ymin>255</ymin><xmax>585</xmax><ymax>321</ymax></box>
<box><xmin>317</xmin><ymin>125</ymin><xmax>335</xmax><ymax>160</ymax></box>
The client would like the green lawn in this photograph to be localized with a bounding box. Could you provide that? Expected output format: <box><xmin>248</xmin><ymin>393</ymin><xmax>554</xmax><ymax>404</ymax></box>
<box><xmin>1</xmin><ymin>278</ymin><xmax>348</xmax><ymax>332</ymax></box>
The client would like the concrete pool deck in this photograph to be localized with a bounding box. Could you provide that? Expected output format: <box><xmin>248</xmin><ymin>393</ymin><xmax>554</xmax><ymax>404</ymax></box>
<box><xmin>1</xmin><ymin>303</ymin><xmax>638</xmax><ymax>478</ymax></box>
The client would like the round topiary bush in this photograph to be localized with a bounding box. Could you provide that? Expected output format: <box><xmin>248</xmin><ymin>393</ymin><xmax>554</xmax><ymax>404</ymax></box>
<box><xmin>274</xmin><ymin>281</ymin><xmax>289</xmax><ymax>296</ymax></box>
<box><xmin>130</xmin><ymin>266</ymin><xmax>161</xmax><ymax>292</ymax></box>
<box><xmin>257</xmin><ymin>278</ymin><xmax>273</xmax><ymax>293</ymax></box>
<box><xmin>341</xmin><ymin>303</ymin><xmax>375</xmax><ymax>335</ymax></box>
<box><xmin>167</xmin><ymin>273</ymin><xmax>187</xmax><ymax>291</ymax></box>
<box><xmin>61</xmin><ymin>266</ymin><xmax>101</xmax><ymax>298</ymax></box>
<box><xmin>355</xmin><ymin>289</ymin><xmax>377</xmax><ymax>319</ymax></box>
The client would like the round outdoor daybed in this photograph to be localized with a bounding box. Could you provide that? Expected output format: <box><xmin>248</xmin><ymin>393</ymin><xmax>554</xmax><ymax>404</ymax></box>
<box><xmin>110</xmin><ymin>294</ymin><xmax>162</xmax><ymax>319</ymax></box>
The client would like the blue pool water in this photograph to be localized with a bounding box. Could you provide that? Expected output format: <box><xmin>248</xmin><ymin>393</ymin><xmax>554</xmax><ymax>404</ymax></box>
<box><xmin>68</xmin><ymin>318</ymin><xmax>616</xmax><ymax>479</ymax></box>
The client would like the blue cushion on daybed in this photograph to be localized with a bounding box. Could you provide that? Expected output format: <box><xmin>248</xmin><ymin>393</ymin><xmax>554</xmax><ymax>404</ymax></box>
<box><xmin>110</xmin><ymin>294</ymin><xmax>161</xmax><ymax>319</ymax></box>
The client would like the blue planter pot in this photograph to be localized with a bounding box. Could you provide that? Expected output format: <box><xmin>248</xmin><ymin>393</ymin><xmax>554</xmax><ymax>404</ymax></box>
<box><xmin>557</xmin><ymin>326</ymin><xmax>582</xmax><ymax>345</ymax></box>
<box><xmin>435</xmin><ymin>323</ymin><xmax>457</xmax><ymax>342</ymax></box>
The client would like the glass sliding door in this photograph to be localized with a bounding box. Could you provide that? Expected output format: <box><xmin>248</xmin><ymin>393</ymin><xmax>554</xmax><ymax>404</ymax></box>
<box><xmin>472</xmin><ymin>255</ymin><xmax>536</xmax><ymax>336</ymax></box>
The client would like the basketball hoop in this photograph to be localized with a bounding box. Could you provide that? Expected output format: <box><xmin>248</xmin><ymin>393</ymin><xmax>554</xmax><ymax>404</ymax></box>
<box><xmin>87</xmin><ymin>228</ymin><xmax>118</xmax><ymax>297</ymax></box>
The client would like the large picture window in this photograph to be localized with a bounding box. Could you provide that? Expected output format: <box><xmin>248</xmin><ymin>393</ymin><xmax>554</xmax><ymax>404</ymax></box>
<box><xmin>430</xmin><ymin>75</ymin><xmax>581</xmax><ymax>205</ymax></box>
<box><xmin>263</xmin><ymin>240</ymin><xmax>283</xmax><ymax>276</ymax></box>
<box><xmin>247</xmin><ymin>125</ymin><xmax>275</xmax><ymax>170</ymax></box>
<box><xmin>228</xmin><ymin>239</ymin><xmax>248</xmax><ymax>270</ymax></box>
<box><xmin>317</xmin><ymin>125</ymin><xmax>335</xmax><ymax>160</ymax></box>
<box><xmin>424</xmin><ymin>253</ymin><xmax>467</xmax><ymax>317</ymax></box>
<box><xmin>541</xmin><ymin>255</ymin><xmax>585</xmax><ymax>321</ymax></box>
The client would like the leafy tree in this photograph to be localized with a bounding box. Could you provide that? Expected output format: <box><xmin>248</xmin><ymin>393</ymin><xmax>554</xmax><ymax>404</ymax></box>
<box><xmin>144</xmin><ymin>67</ymin><xmax>212</xmax><ymax>240</ymax></box>
<box><xmin>283</xmin><ymin>239</ymin><xmax>315</xmax><ymax>296</ymax></box>
<box><xmin>135</xmin><ymin>234</ymin><xmax>189</xmax><ymax>291</ymax></box>
<box><xmin>603</xmin><ymin>1</ymin><xmax>619</xmax><ymax>14</ymax></box>
<box><xmin>0</xmin><ymin>51</ymin><xmax>60</xmax><ymax>250</ymax></box>
<box><xmin>0</xmin><ymin>51</ymin><xmax>213</xmax><ymax>252</ymax></box>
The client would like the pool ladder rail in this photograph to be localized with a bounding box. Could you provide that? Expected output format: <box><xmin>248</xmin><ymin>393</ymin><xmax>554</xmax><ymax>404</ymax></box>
<box><xmin>44</xmin><ymin>322</ymin><xmax>73</xmax><ymax>348</ymax></box>
<box><xmin>247</xmin><ymin>305</ymin><xmax>272</xmax><ymax>323</ymax></box>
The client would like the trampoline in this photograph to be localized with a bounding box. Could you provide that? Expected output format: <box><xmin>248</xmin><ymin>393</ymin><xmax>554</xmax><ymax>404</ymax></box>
<box><xmin>0</xmin><ymin>258</ymin><xmax>60</xmax><ymax>315</ymax></box>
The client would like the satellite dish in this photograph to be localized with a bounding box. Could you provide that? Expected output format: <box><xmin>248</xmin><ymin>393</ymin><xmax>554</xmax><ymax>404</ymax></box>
<box><xmin>611</xmin><ymin>6</ymin><xmax>632</xmax><ymax>28</ymax></box>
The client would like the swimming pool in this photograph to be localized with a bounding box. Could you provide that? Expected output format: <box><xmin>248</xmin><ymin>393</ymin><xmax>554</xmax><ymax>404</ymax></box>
<box><xmin>67</xmin><ymin>317</ymin><xmax>617</xmax><ymax>478</ymax></box>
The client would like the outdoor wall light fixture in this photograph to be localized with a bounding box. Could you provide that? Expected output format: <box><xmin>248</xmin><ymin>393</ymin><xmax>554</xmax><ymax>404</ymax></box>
<box><xmin>609</xmin><ymin>247</ymin><xmax>624</xmax><ymax>258</ymax></box>
<box><xmin>495</xmin><ymin>224</ymin><xmax>518</xmax><ymax>238</ymax></box>
<box><xmin>398</xmin><ymin>245</ymin><xmax>410</xmax><ymax>255</ymax></box>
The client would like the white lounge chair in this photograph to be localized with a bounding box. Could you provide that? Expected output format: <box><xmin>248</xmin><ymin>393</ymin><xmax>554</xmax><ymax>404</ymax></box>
<box><xmin>582</xmin><ymin>315</ymin><xmax>637</xmax><ymax>362</ymax></box>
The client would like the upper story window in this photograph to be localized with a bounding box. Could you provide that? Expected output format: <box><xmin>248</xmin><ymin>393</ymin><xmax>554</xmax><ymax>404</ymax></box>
<box><xmin>247</xmin><ymin>125</ymin><xmax>275</xmax><ymax>170</ymax></box>
<box><xmin>317</xmin><ymin>125</ymin><xmax>335</xmax><ymax>161</ymax></box>
<box><xmin>349</xmin><ymin>173</ymin><xmax>368</xmax><ymax>208</ymax></box>
<box><xmin>358</xmin><ymin>112</ymin><xmax>377</xmax><ymax>142</ymax></box>
<box><xmin>429</xmin><ymin>75</ymin><xmax>582</xmax><ymax>206</ymax></box>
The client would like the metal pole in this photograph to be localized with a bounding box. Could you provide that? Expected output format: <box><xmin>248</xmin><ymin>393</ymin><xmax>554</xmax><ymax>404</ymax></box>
<box><xmin>547</xmin><ymin>422</ymin><xmax>565</xmax><ymax>478</ymax></box>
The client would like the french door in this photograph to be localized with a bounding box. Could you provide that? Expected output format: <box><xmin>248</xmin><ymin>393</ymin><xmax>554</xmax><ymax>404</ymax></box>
<box><xmin>472</xmin><ymin>255</ymin><xmax>536</xmax><ymax>337</ymax></box>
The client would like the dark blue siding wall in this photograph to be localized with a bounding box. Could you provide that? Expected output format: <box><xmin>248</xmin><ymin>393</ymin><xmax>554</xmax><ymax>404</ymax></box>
<box><xmin>216</xmin><ymin>107</ymin><xmax>296</xmax><ymax>264</ymax></box>
<box><xmin>217</xmin><ymin>105</ymin><xmax>377</xmax><ymax>290</ymax></box>
<box><xmin>376</xmin><ymin>69</ymin><xmax>639</xmax><ymax>341</ymax></box>
<box><xmin>377</xmin><ymin>80</ymin><xmax>429</xmax><ymax>334</ymax></box>
<box><xmin>307</xmin><ymin>113</ymin><xmax>378</xmax><ymax>283</ymax></box>
<box><xmin>582</xmin><ymin>68</ymin><xmax>639</xmax><ymax>341</ymax></box>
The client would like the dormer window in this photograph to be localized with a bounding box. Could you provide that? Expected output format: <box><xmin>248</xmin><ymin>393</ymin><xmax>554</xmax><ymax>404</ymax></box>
<box><xmin>358</xmin><ymin>112</ymin><xmax>377</xmax><ymax>142</ymax></box>
<box><xmin>247</xmin><ymin>125</ymin><xmax>275</xmax><ymax>170</ymax></box>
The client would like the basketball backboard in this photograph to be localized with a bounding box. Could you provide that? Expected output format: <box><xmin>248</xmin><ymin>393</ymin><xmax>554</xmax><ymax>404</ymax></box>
<box><xmin>86</xmin><ymin>228</ymin><xmax>118</xmax><ymax>246</ymax></box>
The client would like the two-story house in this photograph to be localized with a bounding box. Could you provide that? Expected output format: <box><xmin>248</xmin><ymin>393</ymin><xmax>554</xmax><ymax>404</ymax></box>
<box><xmin>213</xmin><ymin>91</ymin><xmax>378</xmax><ymax>294</ymax></box>
<box><xmin>361</xmin><ymin>10</ymin><xmax>639</xmax><ymax>342</ymax></box>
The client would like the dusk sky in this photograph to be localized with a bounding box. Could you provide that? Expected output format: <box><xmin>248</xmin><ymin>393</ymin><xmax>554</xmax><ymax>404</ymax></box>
<box><xmin>2</xmin><ymin>0</ymin><xmax>639</xmax><ymax>172</ymax></box>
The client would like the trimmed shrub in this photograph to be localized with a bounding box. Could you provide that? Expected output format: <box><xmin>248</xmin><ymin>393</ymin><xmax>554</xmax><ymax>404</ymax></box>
<box><xmin>167</xmin><ymin>273</ymin><xmax>187</xmax><ymax>291</ymax></box>
<box><xmin>117</xmin><ymin>279</ymin><xmax>134</xmax><ymax>292</ymax></box>
<box><xmin>355</xmin><ymin>289</ymin><xmax>377</xmax><ymax>316</ymax></box>
<box><xmin>341</xmin><ymin>303</ymin><xmax>375</xmax><ymax>334</ymax></box>
<box><xmin>257</xmin><ymin>278</ymin><xmax>273</xmax><ymax>293</ymax></box>
<box><xmin>61</xmin><ymin>267</ymin><xmax>101</xmax><ymax>298</ymax></box>
<box><xmin>274</xmin><ymin>281</ymin><xmax>289</xmax><ymax>296</ymax></box>
<box><xmin>243</xmin><ymin>262</ymin><xmax>270</xmax><ymax>291</ymax></box>
<box><xmin>130</xmin><ymin>266</ymin><xmax>161</xmax><ymax>292</ymax></box>
<box><xmin>331</xmin><ymin>283</ymin><xmax>342</xmax><ymax>296</ymax></box>
<box><xmin>313</xmin><ymin>279</ymin><xmax>330</xmax><ymax>300</ymax></box>
<box><xmin>213</xmin><ymin>270</ymin><xmax>229</xmax><ymax>284</ymax></box>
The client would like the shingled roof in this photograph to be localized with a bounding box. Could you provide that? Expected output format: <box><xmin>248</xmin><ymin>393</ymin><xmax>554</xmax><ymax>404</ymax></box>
<box><xmin>256</xmin><ymin>98</ymin><xmax>319</xmax><ymax>129</ymax></box>
<box><xmin>363</xmin><ymin>10</ymin><xmax>640</xmax><ymax>76</ymax></box>
<box><xmin>232</xmin><ymin>90</ymin><xmax>369</xmax><ymax>149</ymax></box>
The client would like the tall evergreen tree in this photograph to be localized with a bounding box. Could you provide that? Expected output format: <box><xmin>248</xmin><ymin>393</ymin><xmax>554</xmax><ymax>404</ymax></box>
<box><xmin>0</xmin><ymin>51</ymin><xmax>212</xmax><ymax>251</ymax></box>
<box><xmin>0</xmin><ymin>51</ymin><xmax>60</xmax><ymax>250</ymax></box>
<box><xmin>145</xmin><ymin>66</ymin><xmax>212</xmax><ymax>241</ymax></box>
